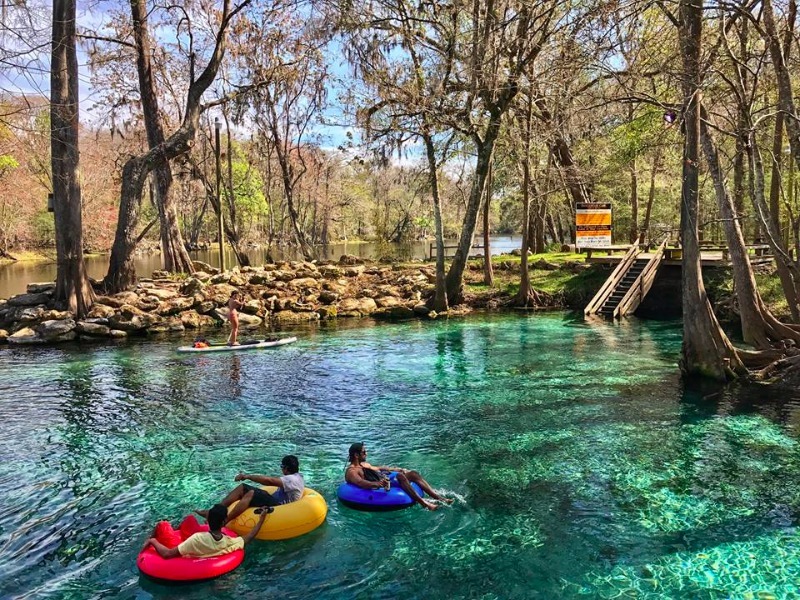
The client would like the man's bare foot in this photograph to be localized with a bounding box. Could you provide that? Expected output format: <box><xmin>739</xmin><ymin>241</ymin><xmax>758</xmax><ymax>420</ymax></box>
<box><xmin>194</xmin><ymin>509</ymin><xmax>209</xmax><ymax>519</ymax></box>
<box><xmin>441</xmin><ymin>497</ymin><xmax>454</xmax><ymax>504</ymax></box>
<box><xmin>422</xmin><ymin>501</ymin><xmax>439</xmax><ymax>511</ymax></box>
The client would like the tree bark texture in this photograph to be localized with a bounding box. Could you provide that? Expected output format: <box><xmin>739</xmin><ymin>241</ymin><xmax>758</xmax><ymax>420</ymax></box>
<box><xmin>424</xmin><ymin>135</ymin><xmax>448</xmax><ymax>312</ymax></box>
<box><xmin>700</xmin><ymin>117</ymin><xmax>800</xmax><ymax>348</ymax></box>
<box><xmin>483</xmin><ymin>162</ymin><xmax>494</xmax><ymax>286</ymax></box>
<box><xmin>130</xmin><ymin>0</ymin><xmax>194</xmax><ymax>275</ymax></box>
<box><xmin>678</xmin><ymin>0</ymin><xmax>744</xmax><ymax>380</ymax></box>
<box><xmin>445</xmin><ymin>121</ymin><xmax>501</xmax><ymax>304</ymax></box>
<box><xmin>51</xmin><ymin>0</ymin><xmax>95</xmax><ymax>316</ymax></box>
<box><xmin>104</xmin><ymin>0</ymin><xmax>248</xmax><ymax>292</ymax></box>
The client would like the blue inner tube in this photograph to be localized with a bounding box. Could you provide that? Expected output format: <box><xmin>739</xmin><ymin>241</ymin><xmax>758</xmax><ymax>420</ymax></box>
<box><xmin>337</xmin><ymin>471</ymin><xmax>424</xmax><ymax>511</ymax></box>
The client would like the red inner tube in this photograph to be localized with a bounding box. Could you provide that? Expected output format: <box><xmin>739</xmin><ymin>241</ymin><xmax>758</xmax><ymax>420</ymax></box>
<box><xmin>137</xmin><ymin>516</ymin><xmax>244</xmax><ymax>582</ymax></box>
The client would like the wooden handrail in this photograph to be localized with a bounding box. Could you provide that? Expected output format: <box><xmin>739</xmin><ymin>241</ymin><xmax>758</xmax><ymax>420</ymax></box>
<box><xmin>613</xmin><ymin>238</ymin><xmax>668</xmax><ymax>318</ymax></box>
<box><xmin>584</xmin><ymin>237</ymin><xmax>641</xmax><ymax>316</ymax></box>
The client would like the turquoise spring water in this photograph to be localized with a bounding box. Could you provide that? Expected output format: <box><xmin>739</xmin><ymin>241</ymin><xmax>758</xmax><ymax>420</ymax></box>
<box><xmin>1</xmin><ymin>313</ymin><xmax>799</xmax><ymax>599</ymax></box>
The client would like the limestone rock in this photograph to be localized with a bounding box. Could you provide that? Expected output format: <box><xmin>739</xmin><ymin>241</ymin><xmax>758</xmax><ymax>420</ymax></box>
<box><xmin>76</xmin><ymin>321</ymin><xmax>111</xmax><ymax>336</ymax></box>
<box><xmin>192</xmin><ymin>260</ymin><xmax>217</xmax><ymax>274</ymax></box>
<box><xmin>155</xmin><ymin>296</ymin><xmax>195</xmax><ymax>316</ymax></box>
<box><xmin>375</xmin><ymin>306</ymin><xmax>415</xmax><ymax>320</ymax></box>
<box><xmin>99</xmin><ymin>291</ymin><xmax>140</xmax><ymax>308</ymax></box>
<box><xmin>136</xmin><ymin>297</ymin><xmax>160</xmax><ymax>312</ymax></box>
<box><xmin>36</xmin><ymin>318</ymin><xmax>76</xmax><ymax>341</ymax></box>
<box><xmin>319</xmin><ymin>265</ymin><xmax>343</xmax><ymax>278</ymax></box>
<box><xmin>214</xmin><ymin>308</ymin><xmax>262</xmax><ymax>328</ymax></box>
<box><xmin>193</xmin><ymin>271</ymin><xmax>212</xmax><ymax>282</ymax></box>
<box><xmin>210</xmin><ymin>272</ymin><xmax>232</xmax><ymax>284</ymax></box>
<box><xmin>339</xmin><ymin>254</ymin><xmax>364</xmax><ymax>265</ymax></box>
<box><xmin>229</xmin><ymin>273</ymin><xmax>247</xmax><ymax>287</ymax></box>
<box><xmin>180</xmin><ymin>310</ymin><xmax>203</xmax><ymax>329</ymax></box>
<box><xmin>8</xmin><ymin>292</ymin><xmax>51</xmax><ymax>307</ymax></box>
<box><xmin>249</xmin><ymin>273</ymin><xmax>272</xmax><ymax>285</ymax></box>
<box><xmin>318</xmin><ymin>290</ymin><xmax>340</xmax><ymax>304</ymax></box>
<box><xmin>242</xmin><ymin>300</ymin><xmax>263</xmax><ymax>315</ymax></box>
<box><xmin>288</xmin><ymin>277</ymin><xmax>319</xmax><ymax>291</ymax></box>
<box><xmin>358</xmin><ymin>298</ymin><xmax>377</xmax><ymax>314</ymax></box>
<box><xmin>146</xmin><ymin>287</ymin><xmax>178</xmax><ymax>300</ymax></box>
<box><xmin>147</xmin><ymin>317</ymin><xmax>185</xmax><ymax>334</ymax></box>
<box><xmin>237</xmin><ymin>312</ymin><xmax>263</xmax><ymax>329</ymax></box>
<box><xmin>27</xmin><ymin>282</ymin><xmax>56</xmax><ymax>294</ymax></box>
<box><xmin>376</xmin><ymin>296</ymin><xmax>403</xmax><ymax>309</ymax></box>
<box><xmin>207</xmin><ymin>283</ymin><xmax>238</xmax><ymax>305</ymax></box>
<box><xmin>109</xmin><ymin>329</ymin><xmax>128</xmax><ymax>338</ymax></box>
<box><xmin>10</xmin><ymin>306</ymin><xmax>46</xmax><ymax>322</ymax></box>
<box><xmin>0</xmin><ymin>329</ymin><xmax>7</xmax><ymax>342</ymax></box>
<box><xmin>343</xmin><ymin>265</ymin><xmax>365</xmax><ymax>277</ymax></box>
<box><xmin>337</xmin><ymin>298</ymin><xmax>361</xmax><ymax>315</ymax></box>
<box><xmin>109</xmin><ymin>305</ymin><xmax>162</xmax><ymax>331</ymax></box>
<box><xmin>413</xmin><ymin>303</ymin><xmax>431</xmax><ymax>315</ymax></box>
<box><xmin>87</xmin><ymin>303</ymin><xmax>115</xmax><ymax>319</ymax></box>
<box><xmin>317</xmin><ymin>306</ymin><xmax>337</xmax><ymax>320</ymax></box>
<box><xmin>180</xmin><ymin>277</ymin><xmax>205</xmax><ymax>297</ymax></box>
<box><xmin>8</xmin><ymin>327</ymin><xmax>43</xmax><ymax>344</ymax></box>
<box><xmin>273</xmin><ymin>310</ymin><xmax>320</xmax><ymax>324</ymax></box>
<box><xmin>272</xmin><ymin>270</ymin><xmax>296</xmax><ymax>282</ymax></box>
<box><xmin>195</xmin><ymin>300</ymin><xmax>216</xmax><ymax>314</ymax></box>
<box><xmin>151</xmin><ymin>270</ymin><xmax>170</xmax><ymax>280</ymax></box>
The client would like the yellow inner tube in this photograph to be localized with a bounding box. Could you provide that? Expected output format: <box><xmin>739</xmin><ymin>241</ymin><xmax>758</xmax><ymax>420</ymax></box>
<box><xmin>227</xmin><ymin>486</ymin><xmax>328</xmax><ymax>541</ymax></box>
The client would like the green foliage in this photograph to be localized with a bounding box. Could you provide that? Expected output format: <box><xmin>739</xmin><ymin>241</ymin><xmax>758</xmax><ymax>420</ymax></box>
<box><xmin>228</xmin><ymin>154</ymin><xmax>267</xmax><ymax>220</ymax></box>
<box><xmin>32</xmin><ymin>209</ymin><xmax>55</xmax><ymax>244</ymax></box>
<box><xmin>0</xmin><ymin>154</ymin><xmax>19</xmax><ymax>176</ymax></box>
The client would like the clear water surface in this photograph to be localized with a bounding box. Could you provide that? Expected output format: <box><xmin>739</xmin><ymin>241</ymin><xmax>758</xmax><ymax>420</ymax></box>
<box><xmin>1</xmin><ymin>313</ymin><xmax>799</xmax><ymax>599</ymax></box>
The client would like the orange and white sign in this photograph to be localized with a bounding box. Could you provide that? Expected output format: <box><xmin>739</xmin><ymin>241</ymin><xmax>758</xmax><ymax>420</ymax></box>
<box><xmin>576</xmin><ymin>202</ymin><xmax>612</xmax><ymax>247</ymax></box>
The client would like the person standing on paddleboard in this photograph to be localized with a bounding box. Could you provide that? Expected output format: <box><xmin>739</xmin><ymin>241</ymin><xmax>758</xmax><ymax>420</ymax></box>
<box><xmin>227</xmin><ymin>291</ymin><xmax>243</xmax><ymax>346</ymax></box>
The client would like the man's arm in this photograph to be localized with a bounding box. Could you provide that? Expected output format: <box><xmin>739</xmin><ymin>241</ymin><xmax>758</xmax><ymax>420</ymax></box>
<box><xmin>143</xmin><ymin>538</ymin><xmax>181</xmax><ymax>559</ymax></box>
<box><xmin>345</xmin><ymin>467</ymin><xmax>389</xmax><ymax>490</ymax></box>
<box><xmin>370</xmin><ymin>464</ymin><xmax>408</xmax><ymax>473</ymax></box>
<box><xmin>235</xmin><ymin>473</ymin><xmax>283</xmax><ymax>487</ymax></box>
<box><xmin>240</xmin><ymin>511</ymin><xmax>269</xmax><ymax>545</ymax></box>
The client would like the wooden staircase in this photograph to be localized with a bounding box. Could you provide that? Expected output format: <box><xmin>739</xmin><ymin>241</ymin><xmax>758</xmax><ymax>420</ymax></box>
<box><xmin>584</xmin><ymin>238</ymin><xmax>668</xmax><ymax>319</ymax></box>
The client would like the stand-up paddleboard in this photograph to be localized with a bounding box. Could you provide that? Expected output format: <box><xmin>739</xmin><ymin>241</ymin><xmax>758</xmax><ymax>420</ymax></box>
<box><xmin>177</xmin><ymin>336</ymin><xmax>297</xmax><ymax>353</ymax></box>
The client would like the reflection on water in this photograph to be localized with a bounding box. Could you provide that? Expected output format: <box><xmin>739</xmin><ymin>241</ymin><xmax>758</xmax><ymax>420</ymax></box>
<box><xmin>0</xmin><ymin>237</ymin><xmax>523</xmax><ymax>298</ymax></box>
<box><xmin>1</xmin><ymin>314</ymin><xmax>800</xmax><ymax>599</ymax></box>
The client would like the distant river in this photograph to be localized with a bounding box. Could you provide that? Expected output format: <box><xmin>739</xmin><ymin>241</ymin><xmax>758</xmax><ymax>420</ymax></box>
<box><xmin>0</xmin><ymin>236</ymin><xmax>522</xmax><ymax>298</ymax></box>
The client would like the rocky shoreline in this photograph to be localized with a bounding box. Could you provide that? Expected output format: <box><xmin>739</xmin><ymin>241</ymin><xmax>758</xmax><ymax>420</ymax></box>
<box><xmin>1</xmin><ymin>255</ymin><xmax>566</xmax><ymax>346</ymax></box>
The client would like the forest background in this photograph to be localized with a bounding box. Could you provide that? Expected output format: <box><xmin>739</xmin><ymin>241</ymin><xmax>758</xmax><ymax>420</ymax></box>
<box><xmin>4</xmin><ymin>0</ymin><xmax>736</xmax><ymax>262</ymax></box>
<box><xmin>6</xmin><ymin>0</ymin><xmax>800</xmax><ymax>381</ymax></box>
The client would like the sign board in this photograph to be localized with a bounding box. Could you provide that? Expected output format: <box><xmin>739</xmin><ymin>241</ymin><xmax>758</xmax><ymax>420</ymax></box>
<box><xmin>576</xmin><ymin>202</ymin><xmax>612</xmax><ymax>248</ymax></box>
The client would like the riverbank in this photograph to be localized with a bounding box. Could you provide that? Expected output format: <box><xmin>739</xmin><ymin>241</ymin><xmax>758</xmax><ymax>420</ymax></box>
<box><xmin>0</xmin><ymin>253</ymin><xmax>605</xmax><ymax>345</ymax></box>
<box><xmin>2</xmin><ymin>249</ymin><xmax>787</xmax><ymax>347</ymax></box>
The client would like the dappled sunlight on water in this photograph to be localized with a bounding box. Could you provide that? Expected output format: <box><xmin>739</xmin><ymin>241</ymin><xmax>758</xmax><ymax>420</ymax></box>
<box><xmin>1</xmin><ymin>313</ymin><xmax>800</xmax><ymax>598</ymax></box>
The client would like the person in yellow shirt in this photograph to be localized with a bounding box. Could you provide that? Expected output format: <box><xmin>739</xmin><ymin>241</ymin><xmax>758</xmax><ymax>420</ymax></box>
<box><xmin>142</xmin><ymin>503</ymin><xmax>269</xmax><ymax>559</ymax></box>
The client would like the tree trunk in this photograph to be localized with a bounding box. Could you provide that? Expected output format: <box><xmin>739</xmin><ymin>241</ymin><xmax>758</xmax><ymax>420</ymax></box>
<box><xmin>701</xmin><ymin>116</ymin><xmax>800</xmax><ymax>348</ymax></box>
<box><xmin>630</xmin><ymin>157</ymin><xmax>639</xmax><ymax>244</ymax></box>
<box><xmin>642</xmin><ymin>149</ymin><xmax>659</xmax><ymax>245</ymax></box>
<box><xmin>130</xmin><ymin>0</ymin><xmax>194</xmax><ymax>275</ymax></box>
<box><xmin>51</xmin><ymin>0</ymin><xmax>95</xmax><ymax>316</ymax></box>
<box><xmin>423</xmin><ymin>134</ymin><xmax>448</xmax><ymax>312</ymax></box>
<box><xmin>445</xmin><ymin>118</ymin><xmax>501</xmax><ymax>304</ymax></box>
<box><xmin>483</xmin><ymin>162</ymin><xmax>494</xmax><ymax>286</ymax></box>
<box><xmin>747</xmin><ymin>129</ymin><xmax>800</xmax><ymax>321</ymax></box>
<box><xmin>223</xmin><ymin>114</ymin><xmax>250</xmax><ymax>267</ymax></box>
<box><xmin>104</xmin><ymin>0</ymin><xmax>247</xmax><ymax>292</ymax></box>
<box><xmin>678</xmin><ymin>0</ymin><xmax>744</xmax><ymax>380</ymax></box>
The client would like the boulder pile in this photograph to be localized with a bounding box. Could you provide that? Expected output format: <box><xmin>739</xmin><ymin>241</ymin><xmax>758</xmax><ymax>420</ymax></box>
<box><xmin>0</xmin><ymin>256</ymin><xmax>441</xmax><ymax>346</ymax></box>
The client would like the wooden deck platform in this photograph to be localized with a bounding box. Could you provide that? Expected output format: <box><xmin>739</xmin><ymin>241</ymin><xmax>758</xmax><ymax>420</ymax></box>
<box><xmin>580</xmin><ymin>245</ymin><xmax>774</xmax><ymax>268</ymax></box>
